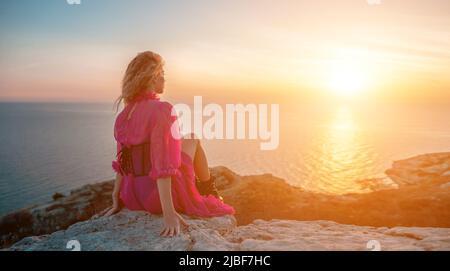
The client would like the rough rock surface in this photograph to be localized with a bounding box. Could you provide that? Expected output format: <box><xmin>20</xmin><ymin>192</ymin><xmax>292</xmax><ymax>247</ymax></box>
<box><xmin>385</xmin><ymin>152</ymin><xmax>450</xmax><ymax>186</ymax></box>
<box><xmin>0</xmin><ymin>181</ymin><xmax>113</xmax><ymax>248</ymax></box>
<box><xmin>220</xmin><ymin>158</ymin><xmax>450</xmax><ymax>227</ymax></box>
<box><xmin>2</xmin><ymin>152</ymin><xmax>450</xmax><ymax>250</ymax></box>
<box><xmin>7</xmin><ymin>210</ymin><xmax>450</xmax><ymax>251</ymax></box>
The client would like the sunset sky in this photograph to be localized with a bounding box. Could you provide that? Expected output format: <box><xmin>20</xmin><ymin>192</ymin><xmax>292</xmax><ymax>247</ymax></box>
<box><xmin>0</xmin><ymin>0</ymin><xmax>449</xmax><ymax>104</ymax></box>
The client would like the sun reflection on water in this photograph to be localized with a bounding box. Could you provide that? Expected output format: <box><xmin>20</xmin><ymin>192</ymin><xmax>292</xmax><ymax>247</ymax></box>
<box><xmin>307</xmin><ymin>105</ymin><xmax>379</xmax><ymax>194</ymax></box>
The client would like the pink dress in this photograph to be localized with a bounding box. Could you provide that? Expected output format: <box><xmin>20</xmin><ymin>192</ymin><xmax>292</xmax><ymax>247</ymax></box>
<box><xmin>112</xmin><ymin>92</ymin><xmax>234</xmax><ymax>217</ymax></box>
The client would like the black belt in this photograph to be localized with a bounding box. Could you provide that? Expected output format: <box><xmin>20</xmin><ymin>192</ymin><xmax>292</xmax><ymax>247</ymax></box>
<box><xmin>117</xmin><ymin>142</ymin><xmax>152</xmax><ymax>177</ymax></box>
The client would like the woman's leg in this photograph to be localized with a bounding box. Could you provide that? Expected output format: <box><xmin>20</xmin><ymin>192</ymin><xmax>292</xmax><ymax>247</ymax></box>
<box><xmin>182</xmin><ymin>133</ymin><xmax>221</xmax><ymax>199</ymax></box>
<box><xmin>181</xmin><ymin>133</ymin><xmax>211</xmax><ymax>182</ymax></box>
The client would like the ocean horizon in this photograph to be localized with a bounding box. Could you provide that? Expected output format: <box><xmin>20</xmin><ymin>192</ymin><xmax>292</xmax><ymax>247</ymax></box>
<box><xmin>0</xmin><ymin>101</ymin><xmax>449</xmax><ymax>216</ymax></box>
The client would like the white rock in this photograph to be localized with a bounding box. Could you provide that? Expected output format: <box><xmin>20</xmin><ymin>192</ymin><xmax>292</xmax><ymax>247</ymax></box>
<box><xmin>7</xmin><ymin>211</ymin><xmax>450</xmax><ymax>251</ymax></box>
<box><xmin>8</xmin><ymin>210</ymin><xmax>236</xmax><ymax>251</ymax></box>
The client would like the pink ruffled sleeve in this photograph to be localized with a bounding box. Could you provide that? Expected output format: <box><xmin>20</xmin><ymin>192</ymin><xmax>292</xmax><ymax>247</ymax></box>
<box><xmin>149</xmin><ymin>102</ymin><xmax>182</xmax><ymax>180</ymax></box>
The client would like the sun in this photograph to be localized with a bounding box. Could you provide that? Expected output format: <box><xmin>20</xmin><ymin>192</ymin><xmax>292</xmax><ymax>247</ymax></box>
<box><xmin>328</xmin><ymin>60</ymin><xmax>369</xmax><ymax>97</ymax></box>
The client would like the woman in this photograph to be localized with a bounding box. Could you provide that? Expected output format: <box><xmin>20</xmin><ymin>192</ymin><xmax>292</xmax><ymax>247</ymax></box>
<box><xmin>101</xmin><ymin>51</ymin><xmax>235</xmax><ymax>237</ymax></box>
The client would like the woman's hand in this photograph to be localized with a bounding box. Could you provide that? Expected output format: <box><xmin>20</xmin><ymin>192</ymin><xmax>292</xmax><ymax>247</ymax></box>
<box><xmin>160</xmin><ymin>211</ymin><xmax>189</xmax><ymax>237</ymax></box>
<box><xmin>100</xmin><ymin>195</ymin><xmax>122</xmax><ymax>217</ymax></box>
<box><xmin>99</xmin><ymin>173</ymin><xmax>123</xmax><ymax>217</ymax></box>
<box><xmin>156</xmin><ymin>177</ymin><xmax>189</xmax><ymax>237</ymax></box>
<box><xmin>105</xmin><ymin>196</ymin><xmax>122</xmax><ymax>216</ymax></box>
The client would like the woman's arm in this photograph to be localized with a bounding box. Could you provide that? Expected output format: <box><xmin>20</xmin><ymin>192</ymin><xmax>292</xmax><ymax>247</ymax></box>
<box><xmin>112</xmin><ymin>173</ymin><xmax>123</xmax><ymax>202</ymax></box>
<box><xmin>157</xmin><ymin>177</ymin><xmax>188</xmax><ymax>237</ymax></box>
<box><xmin>157</xmin><ymin>177</ymin><xmax>175</xmax><ymax>215</ymax></box>
<box><xmin>103</xmin><ymin>173</ymin><xmax>123</xmax><ymax>216</ymax></box>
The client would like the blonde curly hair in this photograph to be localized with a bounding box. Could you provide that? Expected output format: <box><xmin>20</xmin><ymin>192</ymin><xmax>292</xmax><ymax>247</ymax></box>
<box><xmin>115</xmin><ymin>51</ymin><xmax>164</xmax><ymax>111</ymax></box>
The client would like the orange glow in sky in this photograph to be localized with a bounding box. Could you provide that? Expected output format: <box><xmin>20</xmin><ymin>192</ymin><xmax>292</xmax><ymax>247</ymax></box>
<box><xmin>0</xmin><ymin>0</ymin><xmax>449</xmax><ymax>104</ymax></box>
